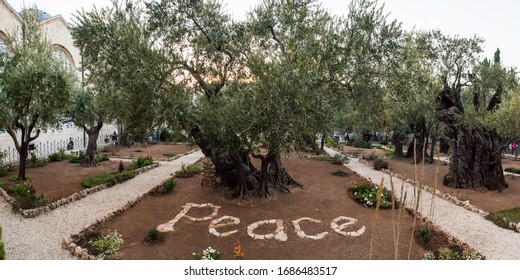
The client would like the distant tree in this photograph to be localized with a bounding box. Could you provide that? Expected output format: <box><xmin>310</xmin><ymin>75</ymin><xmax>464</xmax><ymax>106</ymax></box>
<box><xmin>0</xmin><ymin>8</ymin><xmax>74</xmax><ymax>179</ymax></box>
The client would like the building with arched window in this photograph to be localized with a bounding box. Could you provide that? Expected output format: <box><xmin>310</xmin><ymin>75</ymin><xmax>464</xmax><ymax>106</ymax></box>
<box><xmin>0</xmin><ymin>0</ymin><xmax>118</xmax><ymax>165</ymax></box>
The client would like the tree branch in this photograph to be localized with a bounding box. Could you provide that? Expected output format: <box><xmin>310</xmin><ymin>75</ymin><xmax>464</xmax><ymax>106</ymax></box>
<box><xmin>5</xmin><ymin>127</ymin><xmax>21</xmax><ymax>152</ymax></box>
<box><xmin>268</xmin><ymin>25</ymin><xmax>286</xmax><ymax>54</ymax></box>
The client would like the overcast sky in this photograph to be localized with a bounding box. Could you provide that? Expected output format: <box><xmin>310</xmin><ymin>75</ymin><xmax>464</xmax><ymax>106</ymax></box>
<box><xmin>8</xmin><ymin>0</ymin><xmax>520</xmax><ymax>68</ymax></box>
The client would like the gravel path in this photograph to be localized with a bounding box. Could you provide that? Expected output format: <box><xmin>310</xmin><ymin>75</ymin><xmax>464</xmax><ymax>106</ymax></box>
<box><xmin>1</xmin><ymin>148</ymin><xmax>518</xmax><ymax>259</ymax></box>
<box><xmin>325</xmin><ymin>147</ymin><xmax>520</xmax><ymax>260</ymax></box>
<box><xmin>0</xmin><ymin>150</ymin><xmax>204</xmax><ymax>260</ymax></box>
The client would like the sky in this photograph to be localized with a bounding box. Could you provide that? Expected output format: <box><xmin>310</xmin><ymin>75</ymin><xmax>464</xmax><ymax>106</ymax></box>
<box><xmin>8</xmin><ymin>0</ymin><xmax>520</xmax><ymax>68</ymax></box>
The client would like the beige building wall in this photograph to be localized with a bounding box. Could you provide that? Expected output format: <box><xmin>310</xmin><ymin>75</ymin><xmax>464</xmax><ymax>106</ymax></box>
<box><xmin>0</xmin><ymin>0</ymin><xmax>22</xmax><ymax>38</ymax></box>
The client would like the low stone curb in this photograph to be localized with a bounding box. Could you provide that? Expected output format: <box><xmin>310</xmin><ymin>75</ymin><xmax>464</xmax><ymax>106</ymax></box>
<box><xmin>1</xmin><ymin>163</ymin><xmax>160</xmax><ymax>219</ymax></box>
<box><xmin>62</xmin><ymin>178</ymin><xmax>169</xmax><ymax>260</ymax></box>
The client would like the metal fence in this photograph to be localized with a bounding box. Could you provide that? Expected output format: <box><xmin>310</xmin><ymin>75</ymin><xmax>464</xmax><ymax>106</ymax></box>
<box><xmin>1</xmin><ymin>134</ymin><xmax>113</xmax><ymax>166</ymax></box>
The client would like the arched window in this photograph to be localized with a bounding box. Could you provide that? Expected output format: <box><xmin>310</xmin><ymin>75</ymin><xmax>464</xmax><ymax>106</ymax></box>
<box><xmin>51</xmin><ymin>45</ymin><xmax>74</xmax><ymax>70</ymax></box>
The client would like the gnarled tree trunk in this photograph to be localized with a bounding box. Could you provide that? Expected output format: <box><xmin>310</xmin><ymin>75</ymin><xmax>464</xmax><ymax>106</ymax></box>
<box><xmin>391</xmin><ymin>132</ymin><xmax>404</xmax><ymax>158</ymax></box>
<box><xmin>79</xmin><ymin>120</ymin><xmax>103</xmax><ymax>167</ymax></box>
<box><xmin>437</xmin><ymin>82</ymin><xmax>507</xmax><ymax>191</ymax></box>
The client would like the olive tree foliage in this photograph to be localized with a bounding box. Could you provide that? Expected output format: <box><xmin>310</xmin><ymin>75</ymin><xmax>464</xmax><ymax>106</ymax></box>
<box><xmin>72</xmin><ymin>0</ymin><xmax>170</xmax><ymax>156</ymax></box>
<box><xmin>0</xmin><ymin>8</ymin><xmax>75</xmax><ymax>179</ymax></box>
<box><xmin>383</xmin><ymin>31</ymin><xmax>442</xmax><ymax>161</ymax></box>
<box><xmin>434</xmin><ymin>31</ymin><xmax>518</xmax><ymax>190</ymax></box>
<box><xmin>330</xmin><ymin>0</ymin><xmax>403</xmax><ymax>142</ymax></box>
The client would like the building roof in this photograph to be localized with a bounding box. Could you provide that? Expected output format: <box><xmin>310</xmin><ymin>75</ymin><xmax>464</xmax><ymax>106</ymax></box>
<box><xmin>18</xmin><ymin>8</ymin><xmax>53</xmax><ymax>22</ymax></box>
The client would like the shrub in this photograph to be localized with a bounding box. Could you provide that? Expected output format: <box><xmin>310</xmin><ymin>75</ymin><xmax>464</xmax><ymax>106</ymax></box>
<box><xmin>48</xmin><ymin>152</ymin><xmax>61</xmax><ymax>162</ymax></box>
<box><xmin>132</xmin><ymin>156</ymin><xmax>154</xmax><ymax>170</ymax></box>
<box><xmin>362</xmin><ymin>153</ymin><xmax>378</xmax><ymax>160</ymax></box>
<box><xmin>332</xmin><ymin>170</ymin><xmax>348</xmax><ymax>177</ymax></box>
<box><xmin>2</xmin><ymin>183</ymin><xmax>49</xmax><ymax>209</ymax></box>
<box><xmin>373</xmin><ymin>158</ymin><xmax>389</xmax><ymax>170</ymax></box>
<box><xmin>174</xmin><ymin>164</ymin><xmax>202</xmax><ymax>178</ymax></box>
<box><xmin>81</xmin><ymin>171</ymin><xmax>136</xmax><ymax>188</ymax></box>
<box><xmin>28</xmin><ymin>154</ymin><xmax>46</xmax><ymax>167</ymax></box>
<box><xmin>0</xmin><ymin>153</ymin><xmax>5</xmax><ymax>177</ymax></box>
<box><xmin>385</xmin><ymin>150</ymin><xmax>395</xmax><ymax>158</ymax></box>
<box><xmin>420</xmin><ymin>227</ymin><xmax>432</xmax><ymax>244</ymax></box>
<box><xmin>89</xmin><ymin>231</ymin><xmax>124</xmax><ymax>260</ymax></box>
<box><xmin>193</xmin><ymin>247</ymin><xmax>220</xmax><ymax>260</ymax></box>
<box><xmin>505</xmin><ymin>167</ymin><xmax>520</xmax><ymax>175</ymax></box>
<box><xmin>0</xmin><ymin>225</ymin><xmax>5</xmax><ymax>260</ymax></box>
<box><xmin>146</xmin><ymin>228</ymin><xmax>162</xmax><ymax>243</ymax></box>
<box><xmin>352</xmin><ymin>139</ymin><xmax>373</xmax><ymax>149</ymax></box>
<box><xmin>163</xmin><ymin>152</ymin><xmax>178</xmax><ymax>157</ymax></box>
<box><xmin>96</xmin><ymin>154</ymin><xmax>110</xmax><ymax>163</ymax></box>
<box><xmin>162</xmin><ymin>179</ymin><xmax>177</xmax><ymax>192</ymax></box>
<box><xmin>331</xmin><ymin>154</ymin><xmax>349</xmax><ymax>165</ymax></box>
<box><xmin>324</xmin><ymin>137</ymin><xmax>339</xmax><ymax>149</ymax></box>
<box><xmin>486</xmin><ymin>208</ymin><xmax>520</xmax><ymax>231</ymax></box>
<box><xmin>159</xmin><ymin>129</ymin><xmax>173</xmax><ymax>142</ymax></box>
<box><xmin>68</xmin><ymin>150</ymin><xmax>85</xmax><ymax>164</ymax></box>
<box><xmin>351</xmin><ymin>181</ymin><xmax>397</xmax><ymax>209</ymax></box>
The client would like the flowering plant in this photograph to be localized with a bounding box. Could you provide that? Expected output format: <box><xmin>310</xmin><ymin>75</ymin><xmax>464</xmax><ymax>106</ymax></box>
<box><xmin>351</xmin><ymin>180</ymin><xmax>396</xmax><ymax>209</ymax></box>
<box><xmin>89</xmin><ymin>231</ymin><xmax>124</xmax><ymax>260</ymax></box>
<box><xmin>193</xmin><ymin>247</ymin><xmax>221</xmax><ymax>260</ymax></box>
<box><xmin>234</xmin><ymin>241</ymin><xmax>245</xmax><ymax>259</ymax></box>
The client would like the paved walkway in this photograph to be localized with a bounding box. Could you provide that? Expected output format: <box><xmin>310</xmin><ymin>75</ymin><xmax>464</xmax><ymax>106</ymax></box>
<box><xmin>0</xmin><ymin>150</ymin><xmax>204</xmax><ymax>260</ymax></box>
<box><xmin>325</xmin><ymin>147</ymin><xmax>520</xmax><ymax>260</ymax></box>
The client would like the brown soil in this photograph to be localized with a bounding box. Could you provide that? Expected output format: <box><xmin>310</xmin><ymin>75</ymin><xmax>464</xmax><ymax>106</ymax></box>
<box><xmin>2</xmin><ymin>160</ymin><xmax>133</xmax><ymax>202</ymax></box>
<box><xmin>381</xmin><ymin>157</ymin><xmax>520</xmax><ymax>213</ymax></box>
<box><xmin>77</xmin><ymin>156</ymin><xmax>455</xmax><ymax>260</ymax></box>
<box><xmin>100</xmin><ymin>143</ymin><xmax>195</xmax><ymax>159</ymax></box>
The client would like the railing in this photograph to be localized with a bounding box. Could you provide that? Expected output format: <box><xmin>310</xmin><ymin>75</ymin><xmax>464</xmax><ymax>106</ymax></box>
<box><xmin>1</xmin><ymin>134</ymin><xmax>115</xmax><ymax>166</ymax></box>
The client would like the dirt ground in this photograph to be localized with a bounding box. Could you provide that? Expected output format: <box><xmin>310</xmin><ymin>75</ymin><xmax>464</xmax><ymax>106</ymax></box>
<box><xmin>343</xmin><ymin>144</ymin><xmax>520</xmax><ymax>213</ymax></box>
<box><xmin>1</xmin><ymin>160</ymin><xmax>133</xmax><ymax>202</ymax></box>
<box><xmin>78</xmin><ymin>156</ymin><xmax>451</xmax><ymax>260</ymax></box>
<box><xmin>100</xmin><ymin>143</ymin><xmax>195</xmax><ymax>159</ymax></box>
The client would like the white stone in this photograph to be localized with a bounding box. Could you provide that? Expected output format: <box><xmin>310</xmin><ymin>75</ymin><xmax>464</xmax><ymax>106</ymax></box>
<box><xmin>274</xmin><ymin>230</ymin><xmax>288</xmax><ymax>242</ymax></box>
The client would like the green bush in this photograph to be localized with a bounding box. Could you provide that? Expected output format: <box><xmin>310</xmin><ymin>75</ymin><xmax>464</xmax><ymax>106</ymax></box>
<box><xmin>505</xmin><ymin>167</ymin><xmax>520</xmax><ymax>174</ymax></box>
<box><xmin>331</xmin><ymin>154</ymin><xmax>348</xmax><ymax>165</ymax></box>
<box><xmin>373</xmin><ymin>158</ymin><xmax>389</xmax><ymax>170</ymax></box>
<box><xmin>159</xmin><ymin>129</ymin><xmax>173</xmax><ymax>142</ymax></box>
<box><xmin>385</xmin><ymin>150</ymin><xmax>395</xmax><ymax>158</ymax></box>
<box><xmin>362</xmin><ymin>153</ymin><xmax>378</xmax><ymax>160</ymax></box>
<box><xmin>81</xmin><ymin>171</ymin><xmax>136</xmax><ymax>188</ymax></box>
<box><xmin>0</xmin><ymin>152</ymin><xmax>6</xmax><ymax>177</ymax></box>
<box><xmin>324</xmin><ymin>137</ymin><xmax>339</xmax><ymax>149</ymax></box>
<box><xmin>420</xmin><ymin>227</ymin><xmax>432</xmax><ymax>244</ymax></box>
<box><xmin>486</xmin><ymin>208</ymin><xmax>520</xmax><ymax>231</ymax></box>
<box><xmin>174</xmin><ymin>164</ymin><xmax>202</xmax><ymax>178</ymax></box>
<box><xmin>48</xmin><ymin>152</ymin><xmax>61</xmax><ymax>162</ymax></box>
<box><xmin>132</xmin><ymin>156</ymin><xmax>154</xmax><ymax>170</ymax></box>
<box><xmin>352</xmin><ymin>140</ymin><xmax>373</xmax><ymax>149</ymax></box>
<box><xmin>28</xmin><ymin>154</ymin><xmax>47</xmax><ymax>167</ymax></box>
<box><xmin>68</xmin><ymin>150</ymin><xmax>85</xmax><ymax>163</ymax></box>
<box><xmin>351</xmin><ymin>181</ymin><xmax>397</xmax><ymax>209</ymax></box>
<box><xmin>162</xmin><ymin>179</ymin><xmax>177</xmax><ymax>192</ymax></box>
<box><xmin>2</xmin><ymin>183</ymin><xmax>49</xmax><ymax>209</ymax></box>
<box><xmin>89</xmin><ymin>231</ymin><xmax>124</xmax><ymax>260</ymax></box>
<box><xmin>96</xmin><ymin>154</ymin><xmax>110</xmax><ymax>162</ymax></box>
<box><xmin>0</xmin><ymin>225</ymin><xmax>5</xmax><ymax>260</ymax></box>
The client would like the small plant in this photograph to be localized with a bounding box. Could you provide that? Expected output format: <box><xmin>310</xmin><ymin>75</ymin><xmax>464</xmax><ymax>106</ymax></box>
<box><xmin>373</xmin><ymin>158</ymin><xmax>389</xmax><ymax>170</ymax></box>
<box><xmin>163</xmin><ymin>152</ymin><xmax>178</xmax><ymax>157</ymax></box>
<box><xmin>385</xmin><ymin>150</ymin><xmax>395</xmax><ymax>158</ymax></box>
<box><xmin>2</xmin><ymin>183</ymin><xmax>49</xmax><ymax>209</ymax></box>
<box><xmin>119</xmin><ymin>160</ymin><xmax>125</xmax><ymax>173</ymax></box>
<box><xmin>486</xmin><ymin>208</ymin><xmax>520</xmax><ymax>231</ymax></box>
<box><xmin>174</xmin><ymin>164</ymin><xmax>202</xmax><ymax>178</ymax></box>
<box><xmin>422</xmin><ymin>251</ymin><xmax>435</xmax><ymax>260</ymax></box>
<box><xmin>352</xmin><ymin>140</ymin><xmax>372</xmax><ymax>149</ymax></box>
<box><xmin>331</xmin><ymin>154</ymin><xmax>348</xmax><ymax>165</ymax></box>
<box><xmin>89</xmin><ymin>231</ymin><xmax>124</xmax><ymax>260</ymax></box>
<box><xmin>234</xmin><ymin>241</ymin><xmax>245</xmax><ymax>259</ymax></box>
<box><xmin>162</xmin><ymin>178</ymin><xmax>177</xmax><ymax>192</ymax></box>
<box><xmin>437</xmin><ymin>247</ymin><xmax>461</xmax><ymax>260</ymax></box>
<box><xmin>68</xmin><ymin>150</ymin><xmax>85</xmax><ymax>163</ymax></box>
<box><xmin>146</xmin><ymin>228</ymin><xmax>162</xmax><ymax>243</ymax></box>
<box><xmin>362</xmin><ymin>153</ymin><xmax>378</xmax><ymax>160</ymax></box>
<box><xmin>96</xmin><ymin>154</ymin><xmax>110</xmax><ymax>162</ymax></box>
<box><xmin>505</xmin><ymin>167</ymin><xmax>520</xmax><ymax>175</ymax></box>
<box><xmin>132</xmin><ymin>156</ymin><xmax>154</xmax><ymax>169</ymax></box>
<box><xmin>193</xmin><ymin>247</ymin><xmax>221</xmax><ymax>260</ymax></box>
<box><xmin>48</xmin><ymin>152</ymin><xmax>62</xmax><ymax>162</ymax></box>
<box><xmin>28</xmin><ymin>154</ymin><xmax>47</xmax><ymax>167</ymax></box>
<box><xmin>324</xmin><ymin>137</ymin><xmax>339</xmax><ymax>149</ymax></box>
<box><xmin>332</xmin><ymin>169</ymin><xmax>348</xmax><ymax>177</ymax></box>
<box><xmin>351</xmin><ymin>180</ymin><xmax>397</xmax><ymax>209</ymax></box>
<box><xmin>0</xmin><ymin>225</ymin><xmax>5</xmax><ymax>260</ymax></box>
<box><xmin>420</xmin><ymin>227</ymin><xmax>432</xmax><ymax>244</ymax></box>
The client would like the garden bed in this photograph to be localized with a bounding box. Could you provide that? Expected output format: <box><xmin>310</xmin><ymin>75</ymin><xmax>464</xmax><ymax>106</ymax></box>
<box><xmin>99</xmin><ymin>143</ymin><xmax>197</xmax><ymax>161</ymax></box>
<box><xmin>66</xmin><ymin>156</ymin><xmax>468</xmax><ymax>260</ymax></box>
<box><xmin>0</xmin><ymin>159</ymin><xmax>159</xmax><ymax>218</ymax></box>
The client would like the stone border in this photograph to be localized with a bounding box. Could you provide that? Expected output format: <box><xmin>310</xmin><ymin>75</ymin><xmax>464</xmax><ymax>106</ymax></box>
<box><xmin>246</xmin><ymin>219</ymin><xmax>288</xmax><ymax>241</ymax></box>
<box><xmin>292</xmin><ymin>217</ymin><xmax>329</xmax><ymax>240</ymax></box>
<box><xmin>0</xmin><ymin>163</ymin><xmax>159</xmax><ymax>219</ymax></box>
<box><xmin>107</xmin><ymin>148</ymin><xmax>200</xmax><ymax>162</ymax></box>
<box><xmin>62</xmin><ymin>179</ymin><xmax>170</xmax><ymax>260</ymax></box>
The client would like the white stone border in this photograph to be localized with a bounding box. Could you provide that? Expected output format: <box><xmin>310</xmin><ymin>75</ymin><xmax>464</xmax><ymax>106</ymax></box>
<box><xmin>209</xmin><ymin>215</ymin><xmax>240</xmax><ymax>238</ymax></box>
<box><xmin>330</xmin><ymin>216</ymin><xmax>366</xmax><ymax>237</ymax></box>
<box><xmin>107</xmin><ymin>148</ymin><xmax>200</xmax><ymax>162</ymax></box>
